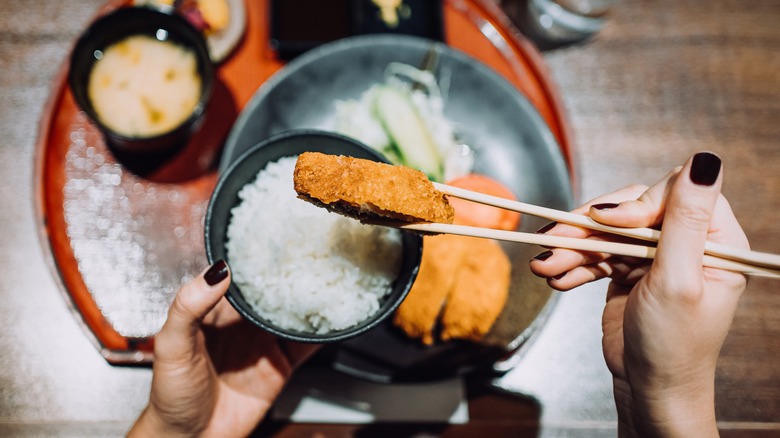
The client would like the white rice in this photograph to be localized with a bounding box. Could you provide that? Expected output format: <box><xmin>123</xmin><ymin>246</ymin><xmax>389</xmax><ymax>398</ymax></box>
<box><xmin>225</xmin><ymin>156</ymin><xmax>403</xmax><ymax>334</ymax></box>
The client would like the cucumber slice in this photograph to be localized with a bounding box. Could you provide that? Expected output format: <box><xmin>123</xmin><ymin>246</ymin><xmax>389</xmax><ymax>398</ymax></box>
<box><xmin>373</xmin><ymin>86</ymin><xmax>444</xmax><ymax>181</ymax></box>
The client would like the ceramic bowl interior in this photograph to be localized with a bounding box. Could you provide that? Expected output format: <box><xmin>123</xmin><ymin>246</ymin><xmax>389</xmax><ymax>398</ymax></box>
<box><xmin>205</xmin><ymin>130</ymin><xmax>423</xmax><ymax>343</ymax></box>
<box><xmin>68</xmin><ymin>6</ymin><xmax>214</xmax><ymax>154</ymax></box>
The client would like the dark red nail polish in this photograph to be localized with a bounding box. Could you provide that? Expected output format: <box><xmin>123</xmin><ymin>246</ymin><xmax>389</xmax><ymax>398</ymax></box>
<box><xmin>533</xmin><ymin>250</ymin><xmax>554</xmax><ymax>261</ymax></box>
<box><xmin>689</xmin><ymin>152</ymin><xmax>721</xmax><ymax>186</ymax></box>
<box><xmin>552</xmin><ymin>272</ymin><xmax>566</xmax><ymax>281</ymax></box>
<box><xmin>536</xmin><ymin>222</ymin><xmax>557</xmax><ymax>234</ymax></box>
<box><xmin>591</xmin><ymin>203</ymin><xmax>620</xmax><ymax>211</ymax></box>
<box><xmin>204</xmin><ymin>260</ymin><xmax>229</xmax><ymax>286</ymax></box>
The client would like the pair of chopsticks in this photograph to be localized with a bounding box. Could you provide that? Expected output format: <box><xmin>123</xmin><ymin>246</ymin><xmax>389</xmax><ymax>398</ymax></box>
<box><xmin>397</xmin><ymin>182</ymin><xmax>780</xmax><ymax>279</ymax></box>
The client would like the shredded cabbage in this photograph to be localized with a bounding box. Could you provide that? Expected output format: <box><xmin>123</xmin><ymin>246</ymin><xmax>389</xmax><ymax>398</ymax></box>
<box><xmin>332</xmin><ymin>63</ymin><xmax>474</xmax><ymax>182</ymax></box>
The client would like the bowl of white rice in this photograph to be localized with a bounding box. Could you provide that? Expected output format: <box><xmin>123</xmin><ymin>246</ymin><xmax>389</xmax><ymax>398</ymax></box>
<box><xmin>205</xmin><ymin>130</ymin><xmax>423</xmax><ymax>343</ymax></box>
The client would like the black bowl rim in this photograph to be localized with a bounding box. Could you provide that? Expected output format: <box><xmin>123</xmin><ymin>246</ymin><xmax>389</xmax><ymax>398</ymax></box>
<box><xmin>67</xmin><ymin>6</ymin><xmax>215</xmax><ymax>143</ymax></box>
<box><xmin>204</xmin><ymin>129</ymin><xmax>423</xmax><ymax>343</ymax></box>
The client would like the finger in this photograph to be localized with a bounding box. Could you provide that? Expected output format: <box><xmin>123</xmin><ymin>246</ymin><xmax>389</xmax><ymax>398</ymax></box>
<box><xmin>572</xmin><ymin>183</ymin><xmax>650</xmax><ymax>216</ymax></box>
<box><xmin>588</xmin><ymin>166</ymin><xmax>683</xmax><ymax>229</ymax></box>
<box><xmin>531</xmin><ymin>184</ymin><xmax>652</xmax><ymax>285</ymax></box>
<box><xmin>653</xmin><ymin>152</ymin><xmax>723</xmax><ymax>283</ymax></box>
<box><xmin>547</xmin><ymin>259</ymin><xmax>651</xmax><ymax>292</ymax></box>
<box><xmin>536</xmin><ymin>183</ymin><xmax>649</xmax><ymax>239</ymax></box>
<box><xmin>156</xmin><ymin>260</ymin><xmax>231</xmax><ymax>360</ymax></box>
<box><xmin>534</xmin><ymin>220</ymin><xmax>590</xmax><ymax>239</ymax></box>
<box><xmin>547</xmin><ymin>262</ymin><xmax>613</xmax><ymax>291</ymax></box>
<box><xmin>530</xmin><ymin>247</ymin><xmax>608</xmax><ymax>278</ymax></box>
<box><xmin>530</xmin><ymin>228</ymin><xmax>650</xmax><ymax>277</ymax></box>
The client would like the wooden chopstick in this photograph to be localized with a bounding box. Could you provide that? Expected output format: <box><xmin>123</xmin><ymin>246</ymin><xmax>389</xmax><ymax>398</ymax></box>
<box><xmin>400</xmin><ymin>222</ymin><xmax>780</xmax><ymax>279</ymax></box>
<box><xmin>433</xmin><ymin>182</ymin><xmax>780</xmax><ymax>271</ymax></box>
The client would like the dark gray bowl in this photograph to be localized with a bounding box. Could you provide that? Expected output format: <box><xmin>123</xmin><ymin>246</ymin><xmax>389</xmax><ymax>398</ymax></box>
<box><xmin>205</xmin><ymin>130</ymin><xmax>423</xmax><ymax>343</ymax></box>
<box><xmin>68</xmin><ymin>6</ymin><xmax>214</xmax><ymax>154</ymax></box>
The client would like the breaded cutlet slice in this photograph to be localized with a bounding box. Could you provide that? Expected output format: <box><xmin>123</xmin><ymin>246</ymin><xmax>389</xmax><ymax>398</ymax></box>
<box><xmin>393</xmin><ymin>235</ymin><xmax>468</xmax><ymax>344</ymax></box>
<box><xmin>440</xmin><ymin>237</ymin><xmax>510</xmax><ymax>342</ymax></box>
<box><xmin>293</xmin><ymin>152</ymin><xmax>455</xmax><ymax>224</ymax></box>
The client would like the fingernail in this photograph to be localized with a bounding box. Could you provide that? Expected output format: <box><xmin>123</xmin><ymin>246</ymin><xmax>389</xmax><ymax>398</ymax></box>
<box><xmin>689</xmin><ymin>152</ymin><xmax>721</xmax><ymax>186</ymax></box>
<box><xmin>552</xmin><ymin>272</ymin><xmax>566</xmax><ymax>281</ymax></box>
<box><xmin>532</xmin><ymin>250</ymin><xmax>554</xmax><ymax>261</ymax></box>
<box><xmin>536</xmin><ymin>222</ymin><xmax>557</xmax><ymax>234</ymax></box>
<box><xmin>591</xmin><ymin>203</ymin><xmax>620</xmax><ymax>211</ymax></box>
<box><xmin>204</xmin><ymin>260</ymin><xmax>229</xmax><ymax>286</ymax></box>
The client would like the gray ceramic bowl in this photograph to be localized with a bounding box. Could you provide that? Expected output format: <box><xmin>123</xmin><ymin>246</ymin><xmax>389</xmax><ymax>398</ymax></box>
<box><xmin>204</xmin><ymin>130</ymin><xmax>423</xmax><ymax>343</ymax></box>
<box><xmin>217</xmin><ymin>35</ymin><xmax>574</xmax><ymax>381</ymax></box>
<box><xmin>69</xmin><ymin>6</ymin><xmax>214</xmax><ymax>154</ymax></box>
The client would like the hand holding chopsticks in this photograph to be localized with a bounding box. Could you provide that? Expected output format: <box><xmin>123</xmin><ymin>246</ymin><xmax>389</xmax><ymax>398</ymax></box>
<box><xmin>420</xmin><ymin>182</ymin><xmax>780</xmax><ymax>279</ymax></box>
<box><xmin>566</xmin><ymin>153</ymin><xmax>749</xmax><ymax>438</ymax></box>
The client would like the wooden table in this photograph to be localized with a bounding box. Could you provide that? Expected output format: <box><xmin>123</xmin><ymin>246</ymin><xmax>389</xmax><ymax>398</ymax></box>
<box><xmin>0</xmin><ymin>0</ymin><xmax>777</xmax><ymax>436</ymax></box>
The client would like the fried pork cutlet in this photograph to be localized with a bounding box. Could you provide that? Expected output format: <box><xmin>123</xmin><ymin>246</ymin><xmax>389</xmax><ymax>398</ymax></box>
<box><xmin>293</xmin><ymin>152</ymin><xmax>455</xmax><ymax>224</ymax></box>
<box><xmin>440</xmin><ymin>237</ymin><xmax>510</xmax><ymax>342</ymax></box>
<box><xmin>393</xmin><ymin>235</ymin><xmax>511</xmax><ymax>344</ymax></box>
<box><xmin>393</xmin><ymin>235</ymin><xmax>469</xmax><ymax>345</ymax></box>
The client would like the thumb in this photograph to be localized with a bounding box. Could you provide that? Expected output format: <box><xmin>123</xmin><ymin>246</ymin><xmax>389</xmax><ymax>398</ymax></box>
<box><xmin>653</xmin><ymin>152</ymin><xmax>722</xmax><ymax>285</ymax></box>
<box><xmin>155</xmin><ymin>260</ymin><xmax>231</xmax><ymax>360</ymax></box>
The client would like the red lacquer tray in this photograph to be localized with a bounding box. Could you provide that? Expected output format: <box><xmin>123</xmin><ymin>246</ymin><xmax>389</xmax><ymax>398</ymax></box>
<box><xmin>34</xmin><ymin>0</ymin><xmax>575</xmax><ymax>364</ymax></box>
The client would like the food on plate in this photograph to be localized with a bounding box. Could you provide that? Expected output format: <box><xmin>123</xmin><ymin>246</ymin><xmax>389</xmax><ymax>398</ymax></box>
<box><xmin>137</xmin><ymin>0</ymin><xmax>230</xmax><ymax>33</ymax></box>
<box><xmin>392</xmin><ymin>173</ymin><xmax>516</xmax><ymax>344</ymax></box>
<box><xmin>193</xmin><ymin>0</ymin><xmax>230</xmax><ymax>33</ymax></box>
<box><xmin>373</xmin><ymin>86</ymin><xmax>444</xmax><ymax>182</ymax></box>
<box><xmin>372</xmin><ymin>0</ymin><xmax>409</xmax><ymax>28</ymax></box>
<box><xmin>439</xmin><ymin>237</ymin><xmax>511</xmax><ymax>342</ymax></box>
<box><xmin>392</xmin><ymin>234</ymin><xmax>468</xmax><ymax>344</ymax></box>
<box><xmin>393</xmin><ymin>235</ymin><xmax>510</xmax><ymax>344</ymax></box>
<box><xmin>446</xmin><ymin>174</ymin><xmax>522</xmax><ymax>231</ymax></box>
<box><xmin>291</xmin><ymin>153</ymin><xmax>512</xmax><ymax>344</ymax></box>
<box><xmin>226</xmin><ymin>156</ymin><xmax>403</xmax><ymax>334</ymax></box>
<box><xmin>294</xmin><ymin>152</ymin><xmax>455</xmax><ymax>224</ymax></box>
<box><xmin>334</xmin><ymin>62</ymin><xmax>474</xmax><ymax>182</ymax></box>
<box><xmin>87</xmin><ymin>34</ymin><xmax>202</xmax><ymax>138</ymax></box>
<box><xmin>136</xmin><ymin>0</ymin><xmax>246</xmax><ymax>63</ymax></box>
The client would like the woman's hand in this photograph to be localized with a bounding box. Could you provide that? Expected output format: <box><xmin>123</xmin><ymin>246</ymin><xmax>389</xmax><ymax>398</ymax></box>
<box><xmin>530</xmin><ymin>152</ymin><xmax>749</xmax><ymax>437</ymax></box>
<box><xmin>129</xmin><ymin>260</ymin><xmax>319</xmax><ymax>438</ymax></box>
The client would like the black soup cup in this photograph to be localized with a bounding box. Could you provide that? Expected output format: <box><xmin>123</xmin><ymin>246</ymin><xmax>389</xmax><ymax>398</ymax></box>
<box><xmin>68</xmin><ymin>6</ymin><xmax>214</xmax><ymax>154</ymax></box>
<box><xmin>204</xmin><ymin>130</ymin><xmax>423</xmax><ymax>343</ymax></box>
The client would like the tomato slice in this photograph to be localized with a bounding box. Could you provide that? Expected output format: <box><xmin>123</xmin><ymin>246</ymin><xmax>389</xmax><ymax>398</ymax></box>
<box><xmin>446</xmin><ymin>174</ymin><xmax>521</xmax><ymax>231</ymax></box>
